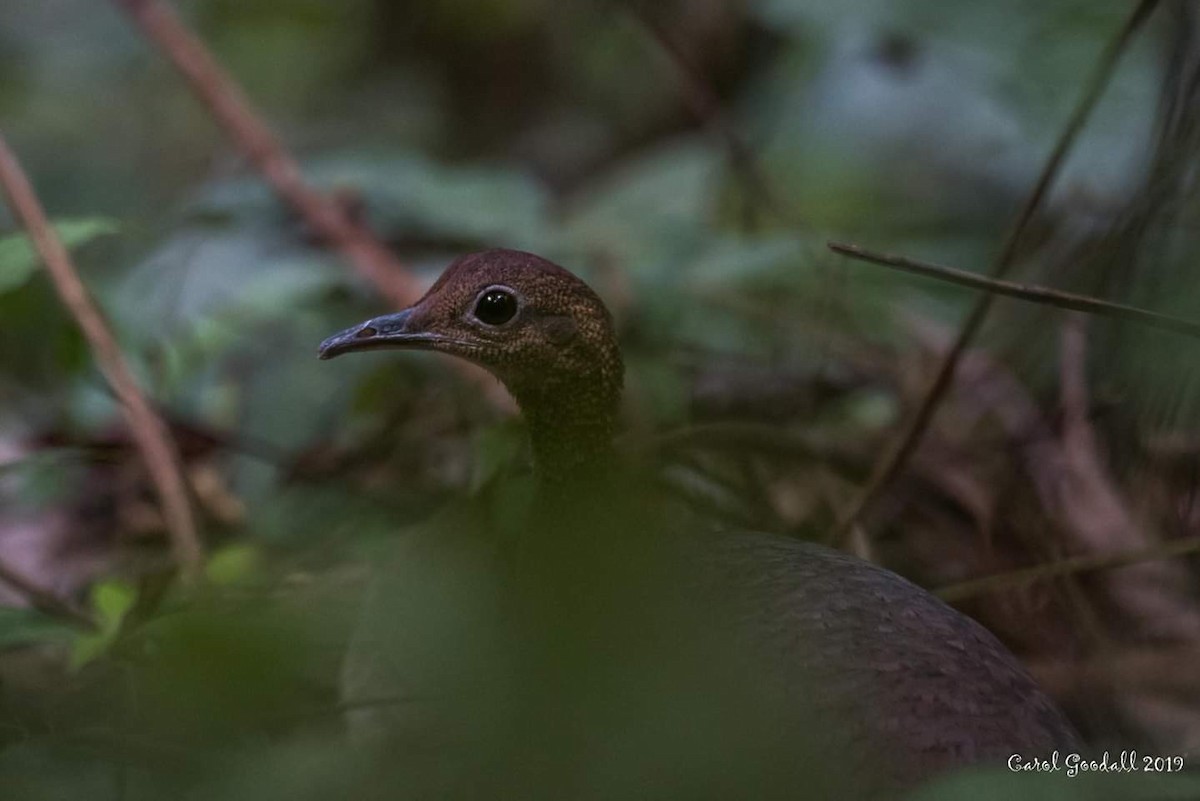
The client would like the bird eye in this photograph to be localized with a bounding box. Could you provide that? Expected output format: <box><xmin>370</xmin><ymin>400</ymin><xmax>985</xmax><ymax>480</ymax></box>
<box><xmin>473</xmin><ymin>289</ymin><xmax>518</xmax><ymax>326</ymax></box>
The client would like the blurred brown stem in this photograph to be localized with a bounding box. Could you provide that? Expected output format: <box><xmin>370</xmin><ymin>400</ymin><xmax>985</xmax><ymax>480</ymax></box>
<box><xmin>618</xmin><ymin>1</ymin><xmax>782</xmax><ymax>229</ymax></box>
<box><xmin>937</xmin><ymin>535</ymin><xmax>1200</xmax><ymax>603</ymax></box>
<box><xmin>833</xmin><ymin>0</ymin><xmax>1162</xmax><ymax>542</ymax></box>
<box><xmin>110</xmin><ymin>0</ymin><xmax>420</xmax><ymax>308</ymax></box>
<box><xmin>0</xmin><ymin>135</ymin><xmax>205</xmax><ymax>581</ymax></box>
<box><xmin>0</xmin><ymin>559</ymin><xmax>96</xmax><ymax>629</ymax></box>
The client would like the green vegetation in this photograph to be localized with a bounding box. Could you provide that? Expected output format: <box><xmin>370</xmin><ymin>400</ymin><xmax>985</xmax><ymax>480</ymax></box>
<box><xmin>1</xmin><ymin>1</ymin><xmax>1198</xmax><ymax>797</ymax></box>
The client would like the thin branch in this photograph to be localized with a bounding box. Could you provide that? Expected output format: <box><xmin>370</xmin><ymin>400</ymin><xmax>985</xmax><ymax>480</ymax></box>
<box><xmin>110</xmin><ymin>0</ymin><xmax>420</xmax><ymax>308</ymax></box>
<box><xmin>110</xmin><ymin>0</ymin><xmax>514</xmax><ymax>410</ymax></box>
<box><xmin>834</xmin><ymin>0</ymin><xmax>1162</xmax><ymax>541</ymax></box>
<box><xmin>0</xmin><ymin>558</ymin><xmax>96</xmax><ymax>629</ymax></box>
<box><xmin>0</xmin><ymin>135</ymin><xmax>205</xmax><ymax>580</ymax></box>
<box><xmin>937</xmin><ymin>535</ymin><xmax>1200</xmax><ymax>603</ymax></box>
<box><xmin>828</xmin><ymin>241</ymin><xmax>1200</xmax><ymax>340</ymax></box>
<box><xmin>617</xmin><ymin>2</ymin><xmax>783</xmax><ymax>228</ymax></box>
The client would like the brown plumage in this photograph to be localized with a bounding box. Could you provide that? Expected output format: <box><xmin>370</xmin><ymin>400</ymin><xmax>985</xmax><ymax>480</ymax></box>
<box><xmin>320</xmin><ymin>248</ymin><xmax>1080</xmax><ymax>797</ymax></box>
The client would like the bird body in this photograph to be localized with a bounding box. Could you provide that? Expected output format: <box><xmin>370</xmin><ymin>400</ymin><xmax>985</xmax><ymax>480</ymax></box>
<box><xmin>707</xmin><ymin>532</ymin><xmax>1076</xmax><ymax>788</ymax></box>
<box><xmin>320</xmin><ymin>249</ymin><xmax>1080</xmax><ymax>798</ymax></box>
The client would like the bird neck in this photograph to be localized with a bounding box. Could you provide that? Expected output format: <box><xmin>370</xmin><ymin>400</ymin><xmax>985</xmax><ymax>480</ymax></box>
<box><xmin>511</xmin><ymin>373</ymin><xmax>621</xmax><ymax>481</ymax></box>
<box><xmin>526</xmin><ymin>410</ymin><xmax>616</xmax><ymax>479</ymax></box>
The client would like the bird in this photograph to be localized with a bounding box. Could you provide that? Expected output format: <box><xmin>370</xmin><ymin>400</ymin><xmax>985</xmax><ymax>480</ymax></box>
<box><xmin>318</xmin><ymin>248</ymin><xmax>1081</xmax><ymax>799</ymax></box>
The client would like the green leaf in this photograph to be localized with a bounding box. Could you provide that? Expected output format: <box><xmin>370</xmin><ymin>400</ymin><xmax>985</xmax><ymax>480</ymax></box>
<box><xmin>0</xmin><ymin>607</ymin><xmax>76</xmax><ymax>649</ymax></box>
<box><xmin>564</xmin><ymin>139</ymin><xmax>720</xmax><ymax>267</ymax></box>
<box><xmin>92</xmin><ymin>579</ymin><xmax>136</xmax><ymax>630</ymax></box>
<box><xmin>187</xmin><ymin>152</ymin><xmax>553</xmax><ymax>248</ymax></box>
<box><xmin>309</xmin><ymin>153</ymin><xmax>552</xmax><ymax>246</ymax></box>
<box><xmin>205</xmin><ymin>543</ymin><xmax>261</xmax><ymax>585</ymax></box>
<box><xmin>68</xmin><ymin>633</ymin><xmax>111</xmax><ymax>672</ymax></box>
<box><xmin>0</xmin><ymin>218</ymin><xmax>118</xmax><ymax>296</ymax></box>
<box><xmin>69</xmin><ymin>578</ymin><xmax>137</xmax><ymax>670</ymax></box>
<box><xmin>0</xmin><ymin>448</ymin><xmax>88</xmax><ymax>511</ymax></box>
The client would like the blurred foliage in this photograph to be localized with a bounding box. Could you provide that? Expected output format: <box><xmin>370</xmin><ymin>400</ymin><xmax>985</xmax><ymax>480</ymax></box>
<box><xmin>0</xmin><ymin>219</ymin><xmax>117</xmax><ymax>295</ymax></box>
<box><xmin>2</xmin><ymin>0</ymin><xmax>1199</xmax><ymax>797</ymax></box>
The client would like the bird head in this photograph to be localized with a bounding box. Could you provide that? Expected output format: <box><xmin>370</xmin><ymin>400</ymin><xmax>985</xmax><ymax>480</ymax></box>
<box><xmin>319</xmin><ymin>249</ymin><xmax>624</xmax><ymax>470</ymax></box>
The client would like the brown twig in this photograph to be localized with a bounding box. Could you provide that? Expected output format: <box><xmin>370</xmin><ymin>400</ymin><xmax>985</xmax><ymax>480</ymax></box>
<box><xmin>0</xmin><ymin>558</ymin><xmax>96</xmax><ymax>629</ymax></box>
<box><xmin>937</xmin><ymin>534</ymin><xmax>1200</xmax><ymax>603</ymax></box>
<box><xmin>617</xmin><ymin>1</ymin><xmax>783</xmax><ymax>229</ymax></box>
<box><xmin>833</xmin><ymin>0</ymin><xmax>1162</xmax><ymax>541</ymax></box>
<box><xmin>0</xmin><ymin>135</ymin><xmax>205</xmax><ymax>580</ymax></box>
<box><xmin>110</xmin><ymin>0</ymin><xmax>420</xmax><ymax>308</ymax></box>
<box><xmin>111</xmin><ymin>0</ymin><xmax>515</xmax><ymax>410</ymax></box>
<box><xmin>1058</xmin><ymin>315</ymin><xmax>1200</xmax><ymax>640</ymax></box>
<box><xmin>828</xmin><ymin>241</ymin><xmax>1200</xmax><ymax>340</ymax></box>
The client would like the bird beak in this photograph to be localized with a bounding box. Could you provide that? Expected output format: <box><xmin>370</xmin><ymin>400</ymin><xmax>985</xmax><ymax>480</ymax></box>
<box><xmin>318</xmin><ymin>308</ymin><xmax>444</xmax><ymax>360</ymax></box>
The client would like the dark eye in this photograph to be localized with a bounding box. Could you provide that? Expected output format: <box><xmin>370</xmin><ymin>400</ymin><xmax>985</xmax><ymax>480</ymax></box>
<box><xmin>473</xmin><ymin>289</ymin><xmax>518</xmax><ymax>326</ymax></box>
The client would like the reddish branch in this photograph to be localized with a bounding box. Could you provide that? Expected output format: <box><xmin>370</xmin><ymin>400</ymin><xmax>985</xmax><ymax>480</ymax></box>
<box><xmin>833</xmin><ymin>0</ymin><xmax>1162</xmax><ymax>541</ymax></box>
<box><xmin>111</xmin><ymin>0</ymin><xmax>420</xmax><ymax>308</ymax></box>
<box><xmin>111</xmin><ymin>0</ymin><xmax>512</xmax><ymax>409</ymax></box>
<box><xmin>0</xmin><ymin>135</ymin><xmax>205</xmax><ymax>580</ymax></box>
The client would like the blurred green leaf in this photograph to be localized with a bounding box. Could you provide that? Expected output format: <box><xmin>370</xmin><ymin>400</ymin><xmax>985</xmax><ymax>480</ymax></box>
<box><xmin>206</xmin><ymin>543</ymin><xmax>261</xmax><ymax>585</ymax></box>
<box><xmin>0</xmin><ymin>606</ymin><xmax>76</xmax><ymax>649</ymax></box>
<box><xmin>564</xmin><ymin>139</ymin><xmax>720</xmax><ymax>266</ymax></box>
<box><xmin>0</xmin><ymin>448</ymin><xmax>88</xmax><ymax>511</ymax></box>
<box><xmin>0</xmin><ymin>218</ymin><xmax>117</xmax><ymax>295</ymax></box>
<box><xmin>470</xmin><ymin>420</ymin><xmax>527</xmax><ymax>492</ymax></box>
<box><xmin>116</xmin><ymin>225</ymin><xmax>341</xmax><ymax>335</ymax></box>
<box><xmin>68</xmin><ymin>633</ymin><xmax>107</xmax><ymax>671</ymax></box>
<box><xmin>686</xmin><ymin>236</ymin><xmax>809</xmax><ymax>288</ymax></box>
<box><xmin>92</xmin><ymin>579</ymin><xmax>136</xmax><ymax>629</ymax></box>
<box><xmin>322</xmin><ymin>154</ymin><xmax>551</xmax><ymax>245</ymax></box>
<box><xmin>188</xmin><ymin>152</ymin><xmax>553</xmax><ymax>248</ymax></box>
<box><xmin>69</xmin><ymin>578</ymin><xmax>137</xmax><ymax>670</ymax></box>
